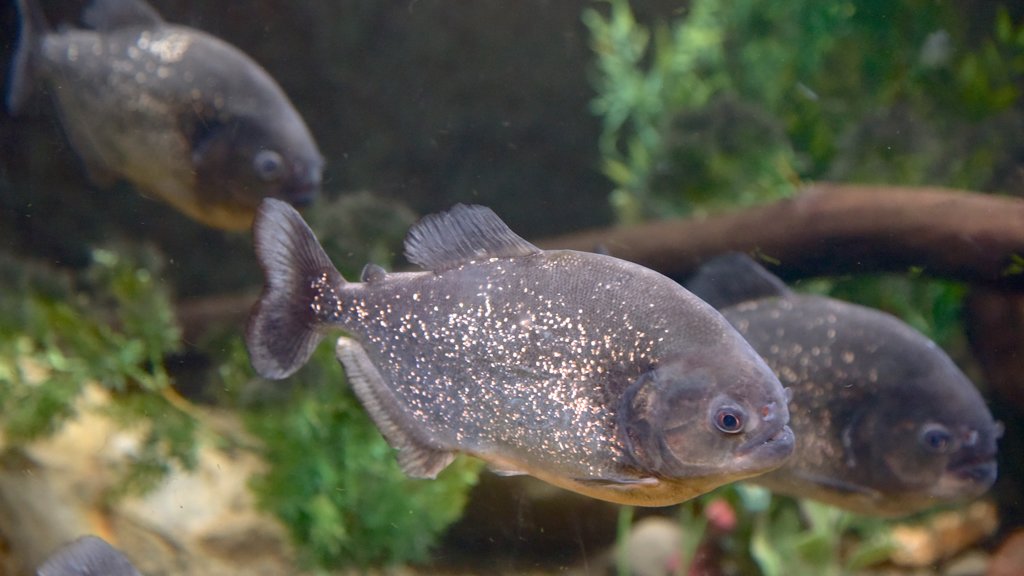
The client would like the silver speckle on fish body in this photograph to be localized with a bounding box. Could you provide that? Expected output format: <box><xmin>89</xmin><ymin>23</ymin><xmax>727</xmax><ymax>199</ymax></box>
<box><xmin>687</xmin><ymin>253</ymin><xmax>1002</xmax><ymax>516</ymax></box>
<box><xmin>246</xmin><ymin>200</ymin><xmax>794</xmax><ymax>506</ymax></box>
<box><xmin>7</xmin><ymin>0</ymin><xmax>323</xmax><ymax>230</ymax></box>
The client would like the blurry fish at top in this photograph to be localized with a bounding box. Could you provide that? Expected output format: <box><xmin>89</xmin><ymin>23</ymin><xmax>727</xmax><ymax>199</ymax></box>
<box><xmin>37</xmin><ymin>535</ymin><xmax>141</xmax><ymax>576</ymax></box>
<box><xmin>687</xmin><ymin>253</ymin><xmax>1002</xmax><ymax>517</ymax></box>
<box><xmin>7</xmin><ymin>0</ymin><xmax>324</xmax><ymax>230</ymax></box>
<box><xmin>245</xmin><ymin>200</ymin><xmax>794</xmax><ymax>506</ymax></box>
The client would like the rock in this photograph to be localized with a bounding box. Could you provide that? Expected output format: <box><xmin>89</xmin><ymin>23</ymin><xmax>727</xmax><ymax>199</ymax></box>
<box><xmin>0</xmin><ymin>384</ymin><xmax>299</xmax><ymax>575</ymax></box>
<box><xmin>943</xmin><ymin>551</ymin><xmax>990</xmax><ymax>576</ymax></box>
<box><xmin>889</xmin><ymin>501</ymin><xmax>999</xmax><ymax>568</ymax></box>
<box><xmin>618</xmin><ymin>517</ymin><xmax>686</xmax><ymax>576</ymax></box>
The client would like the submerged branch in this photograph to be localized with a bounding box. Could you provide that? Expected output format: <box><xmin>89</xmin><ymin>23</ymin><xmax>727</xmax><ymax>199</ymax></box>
<box><xmin>539</xmin><ymin>183</ymin><xmax>1024</xmax><ymax>288</ymax></box>
<box><xmin>177</xmin><ymin>183</ymin><xmax>1024</xmax><ymax>339</ymax></box>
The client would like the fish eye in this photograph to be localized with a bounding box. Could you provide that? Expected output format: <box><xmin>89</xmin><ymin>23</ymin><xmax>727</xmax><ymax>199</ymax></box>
<box><xmin>920</xmin><ymin>424</ymin><xmax>954</xmax><ymax>453</ymax></box>
<box><xmin>713</xmin><ymin>406</ymin><xmax>745</xmax><ymax>434</ymax></box>
<box><xmin>253</xmin><ymin>150</ymin><xmax>285</xmax><ymax>181</ymax></box>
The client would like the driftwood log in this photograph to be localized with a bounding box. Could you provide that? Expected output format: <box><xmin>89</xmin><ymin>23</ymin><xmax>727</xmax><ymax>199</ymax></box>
<box><xmin>539</xmin><ymin>183</ymin><xmax>1024</xmax><ymax>287</ymax></box>
<box><xmin>177</xmin><ymin>183</ymin><xmax>1024</xmax><ymax>340</ymax></box>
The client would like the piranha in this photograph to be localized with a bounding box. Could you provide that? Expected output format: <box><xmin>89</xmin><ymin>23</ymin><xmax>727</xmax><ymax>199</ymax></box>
<box><xmin>246</xmin><ymin>199</ymin><xmax>794</xmax><ymax>506</ymax></box>
<box><xmin>7</xmin><ymin>0</ymin><xmax>324</xmax><ymax>230</ymax></box>
<box><xmin>37</xmin><ymin>536</ymin><xmax>141</xmax><ymax>576</ymax></box>
<box><xmin>686</xmin><ymin>253</ymin><xmax>1002</xmax><ymax>516</ymax></box>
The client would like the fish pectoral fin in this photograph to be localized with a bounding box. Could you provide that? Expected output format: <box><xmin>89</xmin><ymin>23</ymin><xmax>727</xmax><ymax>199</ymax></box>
<box><xmin>573</xmin><ymin>475</ymin><xmax>660</xmax><ymax>490</ymax></box>
<box><xmin>335</xmin><ymin>336</ymin><xmax>455</xmax><ymax>479</ymax></box>
<box><xmin>487</xmin><ymin>465</ymin><xmax>528</xmax><ymax>477</ymax></box>
<box><xmin>83</xmin><ymin>0</ymin><xmax>164</xmax><ymax>31</ymax></box>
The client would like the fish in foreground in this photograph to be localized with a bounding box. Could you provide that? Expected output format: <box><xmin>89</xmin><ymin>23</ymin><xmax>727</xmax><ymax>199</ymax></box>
<box><xmin>687</xmin><ymin>253</ymin><xmax>1002</xmax><ymax>516</ymax></box>
<box><xmin>246</xmin><ymin>199</ymin><xmax>794</xmax><ymax>506</ymax></box>
<box><xmin>7</xmin><ymin>0</ymin><xmax>323</xmax><ymax>230</ymax></box>
<box><xmin>37</xmin><ymin>536</ymin><xmax>141</xmax><ymax>576</ymax></box>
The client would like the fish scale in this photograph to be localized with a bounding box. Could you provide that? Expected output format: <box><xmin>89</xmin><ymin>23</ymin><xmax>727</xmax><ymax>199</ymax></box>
<box><xmin>7</xmin><ymin>0</ymin><xmax>323</xmax><ymax>230</ymax></box>
<box><xmin>247</xmin><ymin>200</ymin><xmax>795</xmax><ymax>506</ymax></box>
<box><xmin>687</xmin><ymin>252</ymin><xmax>1002</xmax><ymax>516</ymax></box>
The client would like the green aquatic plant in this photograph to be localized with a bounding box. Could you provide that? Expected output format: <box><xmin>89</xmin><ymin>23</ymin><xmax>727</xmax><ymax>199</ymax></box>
<box><xmin>614</xmin><ymin>485</ymin><xmax>895</xmax><ymax>576</ymax></box>
<box><xmin>583</xmin><ymin>0</ymin><xmax>849</xmax><ymax>221</ymax></box>
<box><xmin>0</xmin><ymin>245</ymin><xmax>198</xmax><ymax>496</ymax></box>
<box><xmin>745</xmin><ymin>489</ymin><xmax>895</xmax><ymax>576</ymax></box>
<box><xmin>584</xmin><ymin>0</ymin><xmax>1022</xmax><ymax>221</ymax></box>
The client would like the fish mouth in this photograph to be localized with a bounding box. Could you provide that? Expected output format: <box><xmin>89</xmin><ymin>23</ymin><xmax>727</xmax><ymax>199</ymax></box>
<box><xmin>946</xmin><ymin>456</ymin><xmax>998</xmax><ymax>486</ymax></box>
<box><xmin>282</xmin><ymin>170</ymin><xmax>322</xmax><ymax>207</ymax></box>
<box><xmin>737</xmin><ymin>425</ymin><xmax>795</xmax><ymax>469</ymax></box>
<box><xmin>284</xmin><ymin>181</ymin><xmax>319</xmax><ymax>207</ymax></box>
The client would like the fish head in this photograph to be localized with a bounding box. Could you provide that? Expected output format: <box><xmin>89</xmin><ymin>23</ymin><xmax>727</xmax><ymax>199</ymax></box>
<box><xmin>843</xmin><ymin>351</ymin><xmax>1001</xmax><ymax>510</ymax></box>
<box><xmin>191</xmin><ymin>111</ymin><xmax>324</xmax><ymax>226</ymax></box>
<box><xmin>619</xmin><ymin>349</ymin><xmax>794</xmax><ymax>483</ymax></box>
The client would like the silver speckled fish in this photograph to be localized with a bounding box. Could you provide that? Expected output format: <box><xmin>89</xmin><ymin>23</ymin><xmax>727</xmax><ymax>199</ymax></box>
<box><xmin>37</xmin><ymin>536</ymin><xmax>141</xmax><ymax>576</ymax></box>
<box><xmin>687</xmin><ymin>253</ymin><xmax>1002</xmax><ymax>516</ymax></box>
<box><xmin>246</xmin><ymin>200</ymin><xmax>794</xmax><ymax>506</ymax></box>
<box><xmin>7</xmin><ymin>0</ymin><xmax>323</xmax><ymax>230</ymax></box>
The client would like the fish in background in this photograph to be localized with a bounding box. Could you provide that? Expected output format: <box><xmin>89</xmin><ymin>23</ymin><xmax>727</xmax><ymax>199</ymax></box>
<box><xmin>36</xmin><ymin>535</ymin><xmax>141</xmax><ymax>576</ymax></box>
<box><xmin>245</xmin><ymin>199</ymin><xmax>794</xmax><ymax>506</ymax></box>
<box><xmin>7</xmin><ymin>0</ymin><xmax>323</xmax><ymax>230</ymax></box>
<box><xmin>686</xmin><ymin>253</ymin><xmax>1002</xmax><ymax>516</ymax></box>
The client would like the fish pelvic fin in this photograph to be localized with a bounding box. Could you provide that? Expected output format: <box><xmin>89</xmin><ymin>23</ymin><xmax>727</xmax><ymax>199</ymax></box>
<box><xmin>6</xmin><ymin>0</ymin><xmax>48</xmax><ymax>115</ymax></box>
<box><xmin>246</xmin><ymin>198</ymin><xmax>344</xmax><ymax>379</ymax></box>
<box><xmin>685</xmin><ymin>252</ymin><xmax>791</xmax><ymax>309</ymax></box>
<box><xmin>335</xmin><ymin>337</ymin><xmax>456</xmax><ymax>478</ymax></box>
<box><xmin>404</xmin><ymin>204</ymin><xmax>541</xmax><ymax>272</ymax></box>
<box><xmin>82</xmin><ymin>0</ymin><xmax>164</xmax><ymax>31</ymax></box>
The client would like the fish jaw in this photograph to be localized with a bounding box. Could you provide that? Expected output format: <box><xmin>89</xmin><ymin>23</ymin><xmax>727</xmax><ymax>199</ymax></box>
<box><xmin>280</xmin><ymin>168</ymin><xmax>321</xmax><ymax>207</ymax></box>
<box><xmin>935</xmin><ymin>456</ymin><xmax>998</xmax><ymax>499</ymax></box>
<box><xmin>734</xmin><ymin>424</ymin><xmax>795</xmax><ymax>471</ymax></box>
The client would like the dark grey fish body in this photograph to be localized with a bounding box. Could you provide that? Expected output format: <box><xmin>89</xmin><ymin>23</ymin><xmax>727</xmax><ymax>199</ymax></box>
<box><xmin>247</xmin><ymin>200</ymin><xmax>794</xmax><ymax>506</ymax></box>
<box><xmin>8</xmin><ymin>0</ymin><xmax>323</xmax><ymax>230</ymax></box>
<box><xmin>37</xmin><ymin>535</ymin><xmax>141</xmax><ymax>576</ymax></box>
<box><xmin>687</xmin><ymin>253</ymin><xmax>1001</xmax><ymax>516</ymax></box>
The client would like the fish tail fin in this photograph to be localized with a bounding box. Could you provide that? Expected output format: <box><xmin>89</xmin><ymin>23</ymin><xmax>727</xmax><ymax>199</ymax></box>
<box><xmin>246</xmin><ymin>198</ymin><xmax>346</xmax><ymax>379</ymax></box>
<box><xmin>6</xmin><ymin>0</ymin><xmax>48</xmax><ymax>115</ymax></box>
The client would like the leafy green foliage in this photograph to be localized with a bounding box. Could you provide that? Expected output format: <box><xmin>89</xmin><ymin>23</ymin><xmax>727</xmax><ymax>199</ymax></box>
<box><xmin>0</xmin><ymin>245</ymin><xmax>198</xmax><ymax>496</ymax></box>
<box><xmin>240</xmin><ymin>343</ymin><xmax>481</xmax><ymax>568</ymax></box>
<box><xmin>584</xmin><ymin>0</ymin><xmax>1024</xmax><ymax>221</ymax></box>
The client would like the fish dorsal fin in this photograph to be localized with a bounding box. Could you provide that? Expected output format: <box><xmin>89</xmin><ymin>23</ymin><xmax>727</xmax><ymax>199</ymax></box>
<box><xmin>685</xmin><ymin>252</ymin><xmax>791</xmax><ymax>309</ymax></box>
<box><xmin>37</xmin><ymin>535</ymin><xmax>142</xmax><ymax>576</ymax></box>
<box><xmin>83</xmin><ymin>0</ymin><xmax>163</xmax><ymax>31</ymax></box>
<box><xmin>404</xmin><ymin>204</ymin><xmax>541</xmax><ymax>272</ymax></box>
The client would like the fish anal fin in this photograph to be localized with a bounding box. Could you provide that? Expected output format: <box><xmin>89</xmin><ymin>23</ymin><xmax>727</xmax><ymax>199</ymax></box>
<box><xmin>83</xmin><ymin>0</ymin><xmax>164</xmax><ymax>31</ymax></box>
<box><xmin>404</xmin><ymin>204</ymin><xmax>541</xmax><ymax>272</ymax></box>
<box><xmin>790</xmin><ymin>470</ymin><xmax>882</xmax><ymax>498</ymax></box>
<box><xmin>487</xmin><ymin>465</ymin><xmax>528</xmax><ymax>477</ymax></box>
<box><xmin>686</xmin><ymin>252</ymin><xmax>791</xmax><ymax>309</ymax></box>
<box><xmin>334</xmin><ymin>336</ymin><xmax>455</xmax><ymax>479</ymax></box>
<box><xmin>80</xmin><ymin>155</ymin><xmax>120</xmax><ymax>188</ymax></box>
